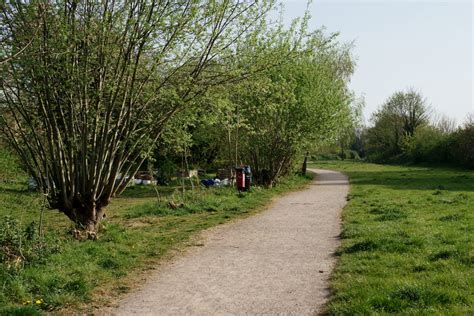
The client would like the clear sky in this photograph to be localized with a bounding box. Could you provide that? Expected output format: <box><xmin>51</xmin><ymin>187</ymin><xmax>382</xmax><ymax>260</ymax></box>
<box><xmin>280</xmin><ymin>0</ymin><xmax>473</xmax><ymax>125</ymax></box>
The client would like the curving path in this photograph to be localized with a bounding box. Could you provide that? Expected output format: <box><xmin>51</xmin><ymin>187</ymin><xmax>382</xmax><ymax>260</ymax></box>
<box><xmin>112</xmin><ymin>169</ymin><xmax>349</xmax><ymax>316</ymax></box>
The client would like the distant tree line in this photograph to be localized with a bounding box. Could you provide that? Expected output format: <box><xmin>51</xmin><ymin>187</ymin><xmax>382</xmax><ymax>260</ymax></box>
<box><xmin>342</xmin><ymin>89</ymin><xmax>473</xmax><ymax>169</ymax></box>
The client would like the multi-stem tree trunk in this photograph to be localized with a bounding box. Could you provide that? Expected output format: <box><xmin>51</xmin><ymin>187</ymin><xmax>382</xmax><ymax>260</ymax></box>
<box><xmin>63</xmin><ymin>203</ymin><xmax>106</xmax><ymax>232</ymax></box>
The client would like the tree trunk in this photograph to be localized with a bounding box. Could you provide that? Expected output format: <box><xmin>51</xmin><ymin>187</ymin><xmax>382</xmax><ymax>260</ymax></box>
<box><xmin>301</xmin><ymin>151</ymin><xmax>309</xmax><ymax>175</ymax></box>
<box><xmin>340</xmin><ymin>140</ymin><xmax>345</xmax><ymax>160</ymax></box>
<box><xmin>62</xmin><ymin>201</ymin><xmax>107</xmax><ymax>234</ymax></box>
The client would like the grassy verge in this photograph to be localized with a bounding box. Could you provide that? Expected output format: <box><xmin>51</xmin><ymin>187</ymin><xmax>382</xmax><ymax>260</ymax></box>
<box><xmin>0</xmin><ymin>147</ymin><xmax>312</xmax><ymax>315</ymax></box>
<box><xmin>311</xmin><ymin>160</ymin><xmax>473</xmax><ymax>315</ymax></box>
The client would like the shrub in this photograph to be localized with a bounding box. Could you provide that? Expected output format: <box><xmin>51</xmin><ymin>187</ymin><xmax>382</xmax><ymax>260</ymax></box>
<box><xmin>347</xmin><ymin>150</ymin><xmax>361</xmax><ymax>160</ymax></box>
<box><xmin>450</xmin><ymin>123</ymin><xmax>474</xmax><ymax>169</ymax></box>
<box><xmin>400</xmin><ymin>126</ymin><xmax>450</xmax><ymax>164</ymax></box>
<box><xmin>364</xmin><ymin>113</ymin><xmax>473</xmax><ymax>168</ymax></box>
<box><xmin>312</xmin><ymin>153</ymin><xmax>340</xmax><ymax>161</ymax></box>
<box><xmin>0</xmin><ymin>216</ymin><xmax>24</xmax><ymax>265</ymax></box>
<box><xmin>0</xmin><ymin>216</ymin><xmax>62</xmax><ymax>269</ymax></box>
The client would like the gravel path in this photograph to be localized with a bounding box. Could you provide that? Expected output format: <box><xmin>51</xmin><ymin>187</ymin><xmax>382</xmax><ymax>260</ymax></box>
<box><xmin>112</xmin><ymin>169</ymin><xmax>349</xmax><ymax>316</ymax></box>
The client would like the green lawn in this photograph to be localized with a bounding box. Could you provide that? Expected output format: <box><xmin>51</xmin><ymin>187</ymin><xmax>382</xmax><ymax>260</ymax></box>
<box><xmin>0</xmin><ymin>147</ymin><xmax>311</xmax><ymax>315</ymax></box>
<box><xmin>311</xmin><ymin>160</ymin><xmax>473</xmax><ymax>315</ymax></box>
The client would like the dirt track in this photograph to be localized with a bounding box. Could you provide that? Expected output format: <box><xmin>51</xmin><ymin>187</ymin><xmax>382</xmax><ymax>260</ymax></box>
<box><xmin>112</xmin><ymin>169</ymin><xmax>349</xmax><ymax>315</ymax></box>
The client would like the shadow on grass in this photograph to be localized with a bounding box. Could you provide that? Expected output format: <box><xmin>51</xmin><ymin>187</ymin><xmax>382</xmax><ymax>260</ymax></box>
<box><xmin>0</xmin><ymin>187</ymin><xmax>31</xmax><ymax>194</ymax></box>
<box><xmin>120</xmin><ymin>185</ymin><xmax>178</xmax><ymax>198</ymax></box>
<box><xmin>347</xmin><ymin>170</ymin><xmax>473</xmax><ymax>192</ymax></box>
<box><xmin>313</xmin><ymin>162</ymin><xmax>473</xmax><ymax>192</ymax></box>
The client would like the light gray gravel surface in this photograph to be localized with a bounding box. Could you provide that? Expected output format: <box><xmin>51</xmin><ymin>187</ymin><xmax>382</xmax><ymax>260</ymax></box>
<box><xmin>111</xmin><ymin>169</ymin><xmax>348</xmax><ymax>316</ymax></box>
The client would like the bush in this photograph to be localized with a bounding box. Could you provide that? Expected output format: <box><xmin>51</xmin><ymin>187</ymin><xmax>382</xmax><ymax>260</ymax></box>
<box><xmin>0</xmin><ymin>216</ymin><xmax>62</xmax><ymax>269</ymax></box>
<box><xmin>450</xmin><ymin>124</ymin><xmax>474</xmax><ymax>169</ymax></box>
<box><xmin>347</xmin><ymin>150</ymin><xmax>361</xmax><ymax>160</ymax></box>
<box><xmin>0</xmin><ymin>216</ymin><xmax>24</xmax><ymax>265</ymax></box>
<box><xmin>366</xmin><ymin>123</ymin><xmax>473</xmax><ymax>169</ymax></box>
<box><xmin>364</xmin><ymin>113</ymin><xmax>473</xmax><ymax>168</ymax></box>
<box><xmin>400</xmin><ymin>127</ymin><xmax>450</xmax><ymax>164</ymax></box>
<box><xmin>312</xmin><ymin>153</ymin><xmax>340</xmax><ymax>161</ymax></box>
<box><xmin>155</xmin><ymin>158</ymin><xmax>178</xmax><ymax>185</ymax></box>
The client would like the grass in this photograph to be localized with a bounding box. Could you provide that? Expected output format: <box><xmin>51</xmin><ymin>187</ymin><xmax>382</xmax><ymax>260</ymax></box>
<box><xmin>0</xmin><ymin>147</ymin><xmax>312</xmax><ymax>315</ymax></box>
<box><xmin>310</xmin><ymin>160</ymin><xmax>473</xmax><ymax>315</ymax></box>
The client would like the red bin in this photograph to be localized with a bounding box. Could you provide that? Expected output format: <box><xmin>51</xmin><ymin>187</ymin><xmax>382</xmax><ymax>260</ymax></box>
<box><xmin>235</xmin><ymin>167</ymin><xmax>245</xmax><ymax>191</ymax></box>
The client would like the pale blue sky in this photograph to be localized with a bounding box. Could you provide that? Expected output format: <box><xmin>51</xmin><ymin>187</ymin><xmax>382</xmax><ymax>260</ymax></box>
<box><xmin>280</xmin><ymin>0</ymin><xmax>473</xmax><ymax>125</ymax></box>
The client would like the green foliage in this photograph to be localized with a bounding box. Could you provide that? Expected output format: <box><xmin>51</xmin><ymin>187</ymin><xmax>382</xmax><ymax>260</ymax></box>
<box><xmin>313</xmin><ymin>161</ymin><xmax>473</xmax><ymax>315</ymax></box>
<box><xmin>337</xmin><ymin>149</ymin><xmax>361</xmax><ymax>161</ymax></box>
<box><xmin>0</xmin><ymin>143</ymin><xmax>24</xmax><ymax>183</ymax></box>
<box><xmin>364</xmin><ymin>89</ymin><xmax>472</xmax><ymax>169</ymax></box>
<box><xmin>450</xmin><ymin>120</ymin><xmax>474</xmax><ymax>168</ymax></box>
<box><xmin>156</xmin><ymin>23</ymin><xmax>358</xmax><ymax>184</ymax></box>
<box><xmin>365</xmin><ymin>89</ymin><xmax>431</xmax><ymax>162</ymax></box>
<box><xmin>0</xmin><ymin>0</ymin><xmax>292</xmax><ymax>230</ymax></box>
<box><xmin>312</xmin><ymin>153</ymin><xmax>341</xmax><ymax>161</ymax></box>
<box><xmin>0</xmin><ymin>216</ymin><xmax>25</xmax><ymax>264</ymax></box>
<box><xmin>223</xmin><ymin>31</ymin><xmax>356</xmax><ymax>185</ymax></box>
<box><xmin>0</xmin><ymin>216</ymin><xmax>62</xmax><ymax>267</ymax></box>
<box><xmin>399</xmin><ymin>126</ymin><xmax>451</xmax><ymax>163</ymax></box>
<box><xmin>367</xmin><ymin>114</ymin><xmax>473</xmax><ymax>168</ymax></box>
<box><xmin>0</xmin><ymin>216</ymin><xmax>64</xmax><ymax>314</ymax></box>
<box><xmin>0</xmin><ymin>305</ymin><xmax>42</xmax><ymax>316</ymax></box>
<box><xmin>154</xmin><ymin>156</ymin><xmax>179</xmax><ymax>185</ymax></box>
<box><xmin>346</xmin><ymin>150</ymin><xmax>361</xmax><ymax>160</ymax></box>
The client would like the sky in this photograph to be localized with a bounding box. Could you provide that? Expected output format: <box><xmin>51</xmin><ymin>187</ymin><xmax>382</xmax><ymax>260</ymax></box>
<box><xmin>280</xmin><ymin>0</ymin><xmax>473</xmax><ymax>125</ymax></box>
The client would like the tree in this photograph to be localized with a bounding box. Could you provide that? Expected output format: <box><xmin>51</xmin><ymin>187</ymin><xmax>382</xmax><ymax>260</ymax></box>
<box><xmin>334</xmin><ymin>94</ymin><xmax>364</xmax><ymax>160</ymax></box>
<box><xmin>433</xmin><ymin>114</ymin><xmax>457</xmax><ymax>135</ymax></box>
<box><xmin>233</xmin><ymin>31</ymin><xmax>355</xmax><ymax>186</ymax></box>
<box><xmin>366</xmin><ymin>89</ymin><xmax>431</xmax><ymax>161</ymax></box>
<box><xmin>385</xmin><ymin>88</ymin><xmax>431</xmax><ymax>137</ymax></box>
<box><xmin>451</xmin><ymin>113</ymin><xmax>474</xmax><ymax>168</ymax></box>
<box><xmin>163</xmin><ymin>28</ymin><xmax>356</xmax><ymax>187</ymax></box>
<box><xmin>0</xmin><ymin>0</ymin><xmax>281</xmax><ymax>232</ymax></box>
<box><xmin>153</xmin><ymin>10</ymin><xmax>315</xmax><ymax>180</ymax></box>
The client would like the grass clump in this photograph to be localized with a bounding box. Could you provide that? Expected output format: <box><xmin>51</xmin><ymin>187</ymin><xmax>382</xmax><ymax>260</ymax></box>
<box><xmin>0</xmin><ymin>216</ymin><xmax>62</xmax><ymax>268</ymax></box>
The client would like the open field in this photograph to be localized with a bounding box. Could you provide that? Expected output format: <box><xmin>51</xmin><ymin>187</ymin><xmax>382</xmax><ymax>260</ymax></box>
<box><xmin>0</xmin><ymin>148</ymin><xmax>311</xmax><ymax>315</ymax></box>
<box><xmin>311</xmin><ymin>160</ymin><xmax>473</xmax><ymax>315</ymax></box>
